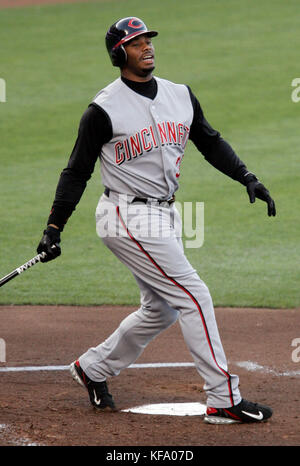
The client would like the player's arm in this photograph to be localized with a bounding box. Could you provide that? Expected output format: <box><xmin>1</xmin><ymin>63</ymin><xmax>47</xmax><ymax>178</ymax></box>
<box><xmin>37</xmin><ymin>104</ymin><xmax>112</xmax><ymax>262</ymax></box>
<box><xmin>187</xmin><ymin>87</ymin><xmax>276</xmax><ymax>217</ymax></box>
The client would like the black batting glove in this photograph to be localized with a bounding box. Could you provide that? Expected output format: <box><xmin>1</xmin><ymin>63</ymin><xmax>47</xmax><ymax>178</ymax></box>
<box><xmin>244</xmin><ymin>173</ymin><xmax>276</xmax><ymax>217</ymax></box>
<box><xmin>37</xmin><ymin>226</ymin><xmax>61</xmax><ymax>263</ymax></box>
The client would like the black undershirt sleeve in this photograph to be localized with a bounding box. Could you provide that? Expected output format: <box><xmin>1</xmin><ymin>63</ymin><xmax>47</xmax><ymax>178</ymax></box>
<box><xmin>187</xmin><ymin>86</ymin><xmax>251</xmax><ymax>184</ymax></box>
<box><xmin>47</xmin><ymin>104</ymin><xmax>112</xmax><ymax>231</ymax></box>
<box><xmin>46</xmin><ymin>78</ymin><xmax>157</xmax><ymax>231</ymax></box>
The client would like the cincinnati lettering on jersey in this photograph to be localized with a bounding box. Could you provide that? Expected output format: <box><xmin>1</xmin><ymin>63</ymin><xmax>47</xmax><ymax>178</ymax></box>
<box><xmin>115</xmin><ymin>121</ymin><xmax>190</xmax><ymax>165</ymax></box>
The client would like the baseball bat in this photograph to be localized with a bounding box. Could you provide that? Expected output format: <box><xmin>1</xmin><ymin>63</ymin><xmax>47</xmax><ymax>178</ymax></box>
<box><xmin>0</xmin><ymin>252</ymin><xmax>47</xmax><ymax>288</ymax></box>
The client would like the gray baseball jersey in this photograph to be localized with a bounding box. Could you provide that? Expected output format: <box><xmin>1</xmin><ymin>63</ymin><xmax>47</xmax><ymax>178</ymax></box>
<box><xmin>93</xmin><ymin>76</ymin><xmax>193</xmax><ymax>199</ymax></box>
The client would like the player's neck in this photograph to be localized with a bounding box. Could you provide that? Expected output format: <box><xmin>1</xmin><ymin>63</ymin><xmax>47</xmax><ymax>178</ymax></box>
<box><xmin>120</xmin><ymin>70</ymin><xmax>153</xmax><ymax>83</ymax></box>
<box><xmin>121</xmin><ymin>75</ymin><xmax>157</xmax><ymax>100</ymax></box>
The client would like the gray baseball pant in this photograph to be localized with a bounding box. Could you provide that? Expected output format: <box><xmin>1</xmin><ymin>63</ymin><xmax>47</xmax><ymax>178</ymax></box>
<box><xmin>78</xmin><ymin>193</ymin><xmax>241</xmax><ymax>408</ymax></box>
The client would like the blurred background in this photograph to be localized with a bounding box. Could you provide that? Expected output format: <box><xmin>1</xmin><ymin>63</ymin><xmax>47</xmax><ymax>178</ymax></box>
<box><xmin>0</xmin><ymin>0</ymin><xmax>299</xmax><ymax>308</ymax></box>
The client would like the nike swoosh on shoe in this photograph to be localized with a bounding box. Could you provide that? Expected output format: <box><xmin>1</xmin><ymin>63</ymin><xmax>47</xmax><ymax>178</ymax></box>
<box><xmin>241</xmin><ymin>410</ymin><xmax>264</xmax><ymax>420</ymax></box>
<box><xmin>93</xmin><ymin>389</ymin><xmax>102</xmax><ymax>406</ymax></box>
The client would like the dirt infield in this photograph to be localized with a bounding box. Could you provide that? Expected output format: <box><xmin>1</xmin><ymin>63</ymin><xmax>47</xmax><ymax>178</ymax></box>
<box><xmin>0</xmin><ymin>305</ymin><xmax>299</xmax><ymax>448</ymax></box>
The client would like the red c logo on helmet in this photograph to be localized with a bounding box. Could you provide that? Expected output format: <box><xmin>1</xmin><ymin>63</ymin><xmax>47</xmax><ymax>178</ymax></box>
<box><xmin>128</xmin><ymin>18</ymin><xmax>143</xmax><ymax>29</ymax></box>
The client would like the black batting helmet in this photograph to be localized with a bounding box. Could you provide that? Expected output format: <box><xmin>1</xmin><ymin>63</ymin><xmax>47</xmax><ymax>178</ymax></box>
<box><xmin>105</xmin><ymin>17</ymin><xmax>158</xmax><ymax>67</ymax></box>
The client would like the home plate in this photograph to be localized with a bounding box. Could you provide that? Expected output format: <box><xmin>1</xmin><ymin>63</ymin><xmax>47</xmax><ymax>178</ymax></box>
<box><xmin>122</xmin><ymin>402</ymin><xmax>207</xmax><ymax>416</ymax></box>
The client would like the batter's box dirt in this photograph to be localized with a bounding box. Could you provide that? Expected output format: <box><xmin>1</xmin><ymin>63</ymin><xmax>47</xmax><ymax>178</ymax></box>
<box><xmin>0</xmin><ymin>305</ymin><xmax>299</xmax><ymax>446</ymax></box>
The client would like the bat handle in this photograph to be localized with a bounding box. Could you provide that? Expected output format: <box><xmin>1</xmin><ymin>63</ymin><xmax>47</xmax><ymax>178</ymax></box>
<box><xmin>0</xmin><ymin>251</ymin><xmax>47</xmax><ymax>288</ymax></box>
<box><xmin>16</xmin><ymin>252</ymin><xmax>47</xmax><ymax>274</ymax></box>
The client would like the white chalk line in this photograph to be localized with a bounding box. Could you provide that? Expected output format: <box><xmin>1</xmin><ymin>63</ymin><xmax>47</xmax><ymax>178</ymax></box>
<box><xmin>0</xmin><ymin>423</ymin><xmax>42</xmax><ymax>446</ymax></box>
<box><xmin>0</xmin><ymin>362</ymin><xmax>194</xmax><ymax>372</ymax></box>
<box><xmin>0</xmin><ymin>361</ymin><xmax>299</xmax><ymax>376</ymax></box>
<box><xmin>235</xmin><ymin>361</ymin><xmax>300</xmax><ymax>377</ymax></box>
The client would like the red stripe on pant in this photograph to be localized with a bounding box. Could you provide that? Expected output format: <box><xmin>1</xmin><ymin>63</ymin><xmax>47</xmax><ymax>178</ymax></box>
<box><xmin>116</xmin><ymin>206</ymin><xmax>234</xmax><ymax>406</ymax></box>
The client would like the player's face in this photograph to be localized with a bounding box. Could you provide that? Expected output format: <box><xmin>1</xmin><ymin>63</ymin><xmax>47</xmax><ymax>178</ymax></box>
<box><xmin>122</xmin><ymin>34</ymin><xmax>155</xmax><ymax>81</ymax></box>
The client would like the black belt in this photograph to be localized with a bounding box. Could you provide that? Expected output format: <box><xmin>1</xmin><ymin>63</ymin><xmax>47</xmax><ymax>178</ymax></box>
<box><xmin>104</xmin><ymin>187</ymin><xmax>175</xmax><ymax>205</ymax></box>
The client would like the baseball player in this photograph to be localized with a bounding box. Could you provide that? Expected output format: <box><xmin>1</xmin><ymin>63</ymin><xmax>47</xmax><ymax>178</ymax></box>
<box><xmin>37</xmin><ymin>17</ymin><xmax>276</xmax><ymax>424</ymax></box>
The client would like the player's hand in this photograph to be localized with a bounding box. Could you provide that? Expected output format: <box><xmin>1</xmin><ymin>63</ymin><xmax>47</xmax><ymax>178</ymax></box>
<box><xmin>245</xmin><ymin>176</ymin><xmax>276</xmax><ymax>217</ymax></box>
<box><xmin>37</xmin><ymin>225</ymin><xmax>61</xmax><ymax>262</ymax></box>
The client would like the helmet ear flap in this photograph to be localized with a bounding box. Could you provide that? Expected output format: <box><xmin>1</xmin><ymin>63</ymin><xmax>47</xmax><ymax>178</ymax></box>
<box><xmin>111</xmin><ymin>44</ymin><xmax>127</xmax><ymax>67</ymax></box>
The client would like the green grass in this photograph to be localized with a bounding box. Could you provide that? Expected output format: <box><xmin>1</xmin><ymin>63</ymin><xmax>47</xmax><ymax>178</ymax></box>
<box><xmin>0</xmin><ymin>0</ymin><xmax>299</xmax><ymax>308</ymax></box>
